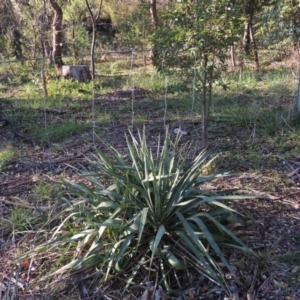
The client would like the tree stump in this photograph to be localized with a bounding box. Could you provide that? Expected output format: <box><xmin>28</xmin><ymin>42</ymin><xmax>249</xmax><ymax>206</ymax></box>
<box><xmin>62</xmin><ymin>65</ymin><xmax>92</xmax><ymax>82</ymax></box>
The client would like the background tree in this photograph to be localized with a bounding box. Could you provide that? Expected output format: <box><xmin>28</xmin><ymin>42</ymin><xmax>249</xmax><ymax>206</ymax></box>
<box><xmin>150</xmin><ymin>0</ymin><xmax>158</xmax><ymax>27</ymax></box>
<box><xmin>149</xmin><ymin>0</ymin><xmax>159</xmax><ymax>62</ymax></box>
<box><xmin>84</xmin><ymin>0</ymin><xmax>98</xmax><ymax>79</ymax></box>
<box><xmin>242</xmin><ymin>0</ymin><xmax>260</xmax><ymax>71</ymax></box>
<box><xmin>49</xmin><ymin>0</ymin><xmax>64</xmax><ymax>75</ymax></box>
<box><xmin>0</xmin><ymin>0</ymin><xmax>23</xmax><ymax>60</ymax></box>
<box><xmin>153</xmin><ymin>0</ymin><xmax>235</xmax><ymax>145</ymax></box>
<box><xmin>281</xmin><ymin>0</ymin><xmax>300</xmax><ymax>52</ymax></box>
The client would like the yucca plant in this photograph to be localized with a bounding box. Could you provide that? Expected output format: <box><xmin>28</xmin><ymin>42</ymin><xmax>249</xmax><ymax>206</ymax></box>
<box><xmin>29</xmin><ymin>129</ymin><xmax>255</xmax><ymax>294</ymax></box>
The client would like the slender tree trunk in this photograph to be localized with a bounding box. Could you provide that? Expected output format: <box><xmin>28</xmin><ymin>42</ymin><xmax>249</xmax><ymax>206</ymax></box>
<box><xmin>201</xmin><ymin>54</ymin><xmax>208</xmax><ymax>147</ymax></box>
<box><xmin>95</xmin><ymin>0</ymin><xmax>103</xmax><ymax>21</ymax></box>
<box><xmin>149</xmin><ymin>0</ymin><xmax>159</xmax><ymax>63</ymax></box>
<box><xmin>39</xmin><ymin>8</ymin><xmax>52</xmax><ymax>65</ymax></box>
<box><xmin>230</xmin><ymin>45</ymin><xmax>236</xmax><ymax>67</ymax></box>
<box><xmin>84</xmin><ymin>0</ymin><xmax>98</xmax><ymax>79</ymax></box>
<box><xmin>242</xmin><ymin>22</ymin><xmax>251</xmax><ymax>55</ymax></box>
<box><xmin>242</xmin><ymin>0</ymin><xmax>255</xmax><ymax>55</ymax></box>
<box><xmin>49</xmin><ymin>0</ymin><xmax>63</xmax><ymax>75</ymax></box>
<box><xmin>41</xmin><ymin>0</ymin><xmax>48</xmax><ymax>97</ymax></box>
<box><xmin>150</xmin><ymin>0</ymin><xmax>159</xmax><ymax>27</ymax></box>
<box><xmin>242</xmin><ymin>0</ymin><xmax>259</xmax><ymax>71</ymax></box>
<box><xmin>12</xmin><ymin>29</ymin><xmax>22</xmax><ymax>59</ymax></box>
<box><xmin>249</xmin><ymin>22</ymin><xmax>259</xmax><ymax>72</ymax></box>
<box><xmin>72</xmin><ymin>20</ymin><xmax>77</xmax><ymax>64</ymax></box>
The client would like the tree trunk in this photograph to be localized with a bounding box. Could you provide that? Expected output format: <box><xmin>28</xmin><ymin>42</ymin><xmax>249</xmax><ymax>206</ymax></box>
<box><xmin>242</xmin><ymin>0</ymin><xmax>255</xmax><ymax>55</ymax></box>
<box><xmin>201</xmin><ymin>54</ymin><xmax>209</xmax><ymax>147</ymax></box>
<box><xmin>84</xmin><ymin>0</ymin><xmax>98</xmax><ymax>79</ymax></box>
<box><xmin>95</xmin><ymin>0</ymin><xmax>103</xmax><ymax>21</ymax></box>
<box><xmin>249</xmin><ymin>22</ymin><xmax>259</xmax><ymax>72</ymax></box>
<box><xmin>72</xmin><ymin>20</ymin><xmax>78</xmax><ymax>64</ymax></box>
<box><xmin>62</xmin><ymin>65</ymin><xmax>91</xmax><ymax>82</ymax></box>
<box><xmin>149</xmin><ymin>0</ymin><xmax>159</xmax><ymax>63</ymax></box>
<box><xmin>12</xmin><ymin>29</ymin><xmax>22</xmax><ymax>59</ymax></box>
<box><xmin>39</xmin><ymin>8</ymin><xmax>53</xmax><ymax>65</ymax></box>
<box><xmin>242</xmin><ymin>22</ymin><xmax>251</xmax><ymax>55</ymax></box>
<box><xmin>150</xmin><ymin>0</ymin><xmax>159</xmax><ymax>27</ymax></box>
<box><xmin>230</xmin><ymin>45</ymin><xmax>236</xmax><ymax>67</ymax></box>
<box><xmin>49</xmin><ymin>0</ymin><xmax>63</xmax><ymax>75</ymax></box>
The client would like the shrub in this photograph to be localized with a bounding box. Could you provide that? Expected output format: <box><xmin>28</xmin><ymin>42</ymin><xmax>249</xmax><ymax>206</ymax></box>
<box><xmin>29</xmin><ymin>129</ymin><xmax>255</xmax><ymax>294</ymax></box>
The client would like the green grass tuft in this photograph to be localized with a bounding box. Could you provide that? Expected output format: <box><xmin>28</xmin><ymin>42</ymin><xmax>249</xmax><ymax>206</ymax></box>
<box><xmin>0</xmin><ymin>145</ymin><xmax>17</xmax><ymax>172</ymax></box>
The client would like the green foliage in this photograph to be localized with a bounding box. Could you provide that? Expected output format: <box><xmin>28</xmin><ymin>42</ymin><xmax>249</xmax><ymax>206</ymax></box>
<box><xmin>112</xmin><ymin>1</ymin><xmax>152</xmax><ymax>50</ymax></box>
<box><xmin>2</xmin><ymin>201</ymin><xmax>43</xmax><ymax>235</ymax></box>
<box><xmin>32</xmin><ymin>121</ymin><xmax>87</xmax><ymax>143</ymax></box>
<box><xmin>0</xmin><ymin>145</ymin><xmax>17</xmax><ymax>173</ymax></box>
<box><xmin>152</xmin><ymin>0</ymin><xmax>236</xmax><ymax>144</ymax></box>
<box><xmin>217</xmin><ymin>67</ymin><xmax>297</xmax><ymax>136</ymax></box>
<box><xmin>153</xmin><ymin>1</ymin><xmax>234</xmax><ymax>71</ymax></box>
<box><xmin>0</xmin><ymin>34</ymin><xmax>10</xmax><ymax>59</ymax></box>
<box><xmin>34</xmin><ymin>181</ymin><xmax>63</xmax><ymax>201</ymax></box>
<box><xmin>65</xmin><ymin>25</ymin><xmax>91</xmax><ymax>64</ymax></box>
<box><xmin>28</xmin><ymin>130</ymin><xmax>255</xmax><ymax>293</ymax></box>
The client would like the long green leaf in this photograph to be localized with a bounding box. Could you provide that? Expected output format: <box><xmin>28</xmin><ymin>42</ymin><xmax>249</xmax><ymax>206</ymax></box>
<box><xmin>136</xmin><ymin>207</ymin><xmax>148</xmax><ymax>247</ymax></box>
<box><xmin>176</xmin><ymin>212</ymin><xmax>219</xmax><ymax>270</ymax></box>
<box><xmin>190</xmin><ymin>216</ymin><xmax>230</xmax><ymax>270</ymax></box>
<box><xmin>175</xmin><ymin>230</ymin><xmax>220</xmax><ymax>282</ymax></box>
<box><xmin>165</xmin><ymin>250</ymin><xmax>186</xmax><ymax>270</ymax></box>
<box><xmin>150</xmin><ymin>224</ymin><xmax>166</xmax><ymax>261</ymax></box>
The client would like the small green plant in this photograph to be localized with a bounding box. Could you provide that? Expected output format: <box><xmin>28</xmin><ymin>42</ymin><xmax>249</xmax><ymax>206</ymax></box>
<box><xmin>5</xmin><ymin>205</ymin><xmax>35</xmax><ymax>232</ymax></box>
<box><xmin>0</xmin><ymin>145</ymin><xmax>17</xmax><ymax>172</ymax></box>
<box><xmin>34</xmin><ymin>181</ymin><xmax>63</xmax><ymax>201</ymax></box>
<box><xmin>26</xmin><ymin>129</ymin><xmax>255</xmax><ymax>294</ymax></box>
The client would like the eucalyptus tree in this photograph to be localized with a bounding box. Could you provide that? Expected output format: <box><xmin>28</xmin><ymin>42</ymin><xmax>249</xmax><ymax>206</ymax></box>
<box><xmin>152</xmin><ymin>0</ymin><xmax>236</xmax><ymax>146</ymax></box>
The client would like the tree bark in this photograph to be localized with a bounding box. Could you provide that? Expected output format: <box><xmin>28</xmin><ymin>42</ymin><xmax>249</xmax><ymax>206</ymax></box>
<box><xmin>242</xmin><ymin>0</ymin><xmax>259</xmax><ymax>71</ymax></box>
<box><xmin>201</xmin><ymin>54</ymin><xmax>208</xmax><ymax>147</ymax></box>
<box><xmin>149</xmin><ymin>0</ymin><xmax>159</xmax><ymax>63</ymax></box>
<box><xmin>95</xmin><ymin>0</ymin><xmax>103</xmax><ymax>21</ymax></box>
<box><xmin>249</xmin><ymin>21</ymin><xmax>259</xmax><ymax>72</ymax></box>
<box><xmin>230</xmin><ymin>45</ymin><xmax>236</xmax><ymax>67</ymax></box>
<box><xmin>242</xmin><ymin>21</ymin><xmax>251</xmax><ymax>55</ymax></box>
<box><xmin>49</xmin><ymin>0</ymin><xmax>64</xmax><ymax>75</ymax></box>
<box><xmin>84</xmin><ymin>0</ymin><xmax>98</xmax><ymax>79</ymax></box>
<box><xmin>41</xmin><ymin>0</ymin><xmax>48</xmax><ymax>97</ymax></box>
<box><xmin>242</xmin><ymin>0</ymin><xmax>255</xmax><ymax>55</ymax></box>
<box><xmin>150</xmin><ymin>0</ymin><xmax>159</xmax><ymax>27</ymax></box>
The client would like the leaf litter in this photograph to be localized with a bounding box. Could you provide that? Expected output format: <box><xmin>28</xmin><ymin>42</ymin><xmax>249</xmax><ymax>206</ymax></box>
<box><xmin>0</xmin><ymin>94</ymin><xmax>300</xmax><ymax>300</ymax></box>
